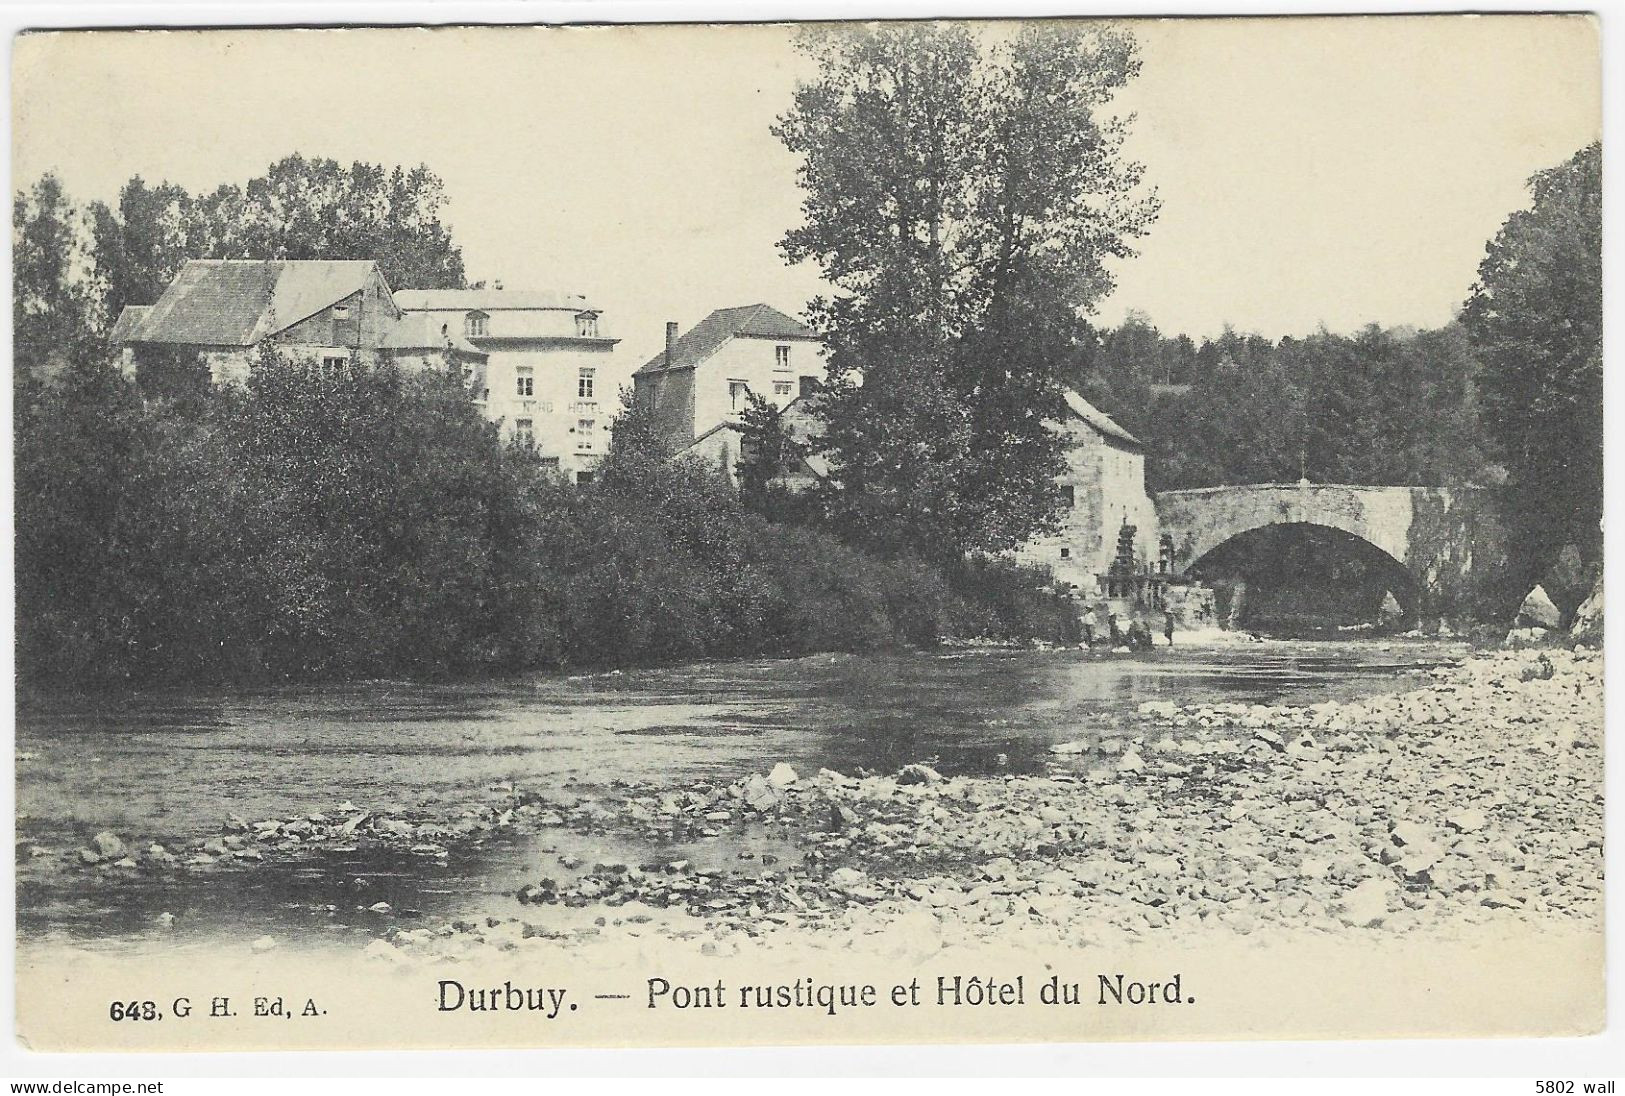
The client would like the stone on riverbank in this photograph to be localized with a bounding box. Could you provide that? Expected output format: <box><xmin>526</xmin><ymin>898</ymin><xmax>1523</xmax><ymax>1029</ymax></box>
<box><xmin>1334</xmin><ymin>878</ymin><xmax>1399</xmax><ymax>927</ymax></box>
<box><xmin>1570</xmin><ymin>576</ymin><xmax>1603</xmax><ymax>641</ymax></box>
<box><xmin>1516</xmin><ymin>585</ymin><xmax>1562</xmax><ymax>629</ymax></box>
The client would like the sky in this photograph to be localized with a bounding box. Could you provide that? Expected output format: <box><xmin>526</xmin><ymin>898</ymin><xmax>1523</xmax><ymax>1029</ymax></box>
<box><xmin>11</xmin><ymin>16</ymin><xmax>1601</xmax><ymax>388</ymax></box>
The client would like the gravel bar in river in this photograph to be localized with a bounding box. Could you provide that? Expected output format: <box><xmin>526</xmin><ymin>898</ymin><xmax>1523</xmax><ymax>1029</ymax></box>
<box><xmin>358</xmin><ymin>644</ymin><xmax>1602</xmax><ymax>963</ymax></box>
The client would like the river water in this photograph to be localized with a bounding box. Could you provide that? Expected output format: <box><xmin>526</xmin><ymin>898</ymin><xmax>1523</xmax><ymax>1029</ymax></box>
<box><xmin>15</xmin><ymin>639</ymin><xmax>1460</xmax><ymax>953</ymax></box>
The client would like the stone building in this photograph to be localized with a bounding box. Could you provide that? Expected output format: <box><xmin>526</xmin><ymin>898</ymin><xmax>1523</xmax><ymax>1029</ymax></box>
<box><xmin>393</xmin><ymin>288</ymin><xmax>619</xmax><ymax>482</ymax></box>
<box><xmin>1015</xmin><ymin>389</ymin><xmax>1162</xmax><ymax>597</ymax></box>
<box><xmin>112</xmin><ymin>259</ymin><xmax>487</xmax><ymax>385</ymax></box>
<box><xmin>633</xmin><ymin>304</ymin><xmax>827</xmax><ymax>459</ymax></box>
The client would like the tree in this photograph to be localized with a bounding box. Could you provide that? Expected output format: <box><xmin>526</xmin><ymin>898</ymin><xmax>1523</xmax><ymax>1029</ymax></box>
<box><xmin>736</xmin><ymin>391</ymin><xmax>815</xmax><ymax>522</ymax></box>
<box><xmin>1463</xmin><ymin>142</ymin><xmax>1602</xmax><ymax>596</ymax></box>
<box><xmin>88</xmin><ymin>175</ymin><xmax>192</xmax><ymax>325</ymax></box>
<box><xmin>775</xmin><ymin>22</ymin><xmax>1157</xmax><ymax>563</ymax></box>
<box><xmin>13</xmin><ymin>173</ymin><xmax>99</xmax><ymax>378</ymax></box>
<box><xmin>85</xmin><ymin>155</ymin><xmax>467</xmax><ymax>317</ymax></box>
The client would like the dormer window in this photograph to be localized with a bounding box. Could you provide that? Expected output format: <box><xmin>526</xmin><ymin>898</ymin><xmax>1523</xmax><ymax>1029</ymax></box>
<box><xmin>464</xmin><ymin>311</ymin><xmax>489</xmax><ymax>338</ymax></box>
<box><xmin>575</xmin><ymin>312</ymin><xmax>599</xmax><ymax>338</ymax></box>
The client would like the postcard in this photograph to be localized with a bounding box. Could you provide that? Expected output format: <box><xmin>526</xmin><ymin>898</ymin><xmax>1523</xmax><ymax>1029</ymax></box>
<box><xmin>10</xmin><ymin>14</ymin><xmax>1603</xmax><ymax>1051</ymax></box>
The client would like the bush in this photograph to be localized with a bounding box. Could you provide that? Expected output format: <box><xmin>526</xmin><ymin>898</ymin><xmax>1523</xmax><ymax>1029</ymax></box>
<box><xmin>944</xmin><ymin>557</ymin><xmax>1081</xmax><ymax>645</ymax></box>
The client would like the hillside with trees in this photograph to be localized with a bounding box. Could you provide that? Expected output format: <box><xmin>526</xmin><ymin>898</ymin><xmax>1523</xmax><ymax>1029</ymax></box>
<box><xmin>1072</xmin><ymin>315</ymin><xmax>1490</xmax><ymax>493</ymax></box>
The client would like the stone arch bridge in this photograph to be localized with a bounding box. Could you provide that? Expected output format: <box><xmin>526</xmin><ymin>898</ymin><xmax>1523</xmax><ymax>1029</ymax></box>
<box><xmin>1154</xmin><ymin>482</ymin><xmax>1505</xmax><ymax>618</ymax></box>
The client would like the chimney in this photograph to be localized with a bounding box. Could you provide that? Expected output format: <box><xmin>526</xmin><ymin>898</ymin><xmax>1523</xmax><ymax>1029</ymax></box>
<box><xmin>665</xmin><ymin>321</ymin><xmax>679</xmax><ymax>369</ymax></box>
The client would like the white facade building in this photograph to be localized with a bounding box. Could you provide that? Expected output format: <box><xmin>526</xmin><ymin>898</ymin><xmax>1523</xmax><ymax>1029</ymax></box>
<box><xmin>394</xmin><ymin>288</ymin><xmax>619</xmax><ymax>482</ymax></box>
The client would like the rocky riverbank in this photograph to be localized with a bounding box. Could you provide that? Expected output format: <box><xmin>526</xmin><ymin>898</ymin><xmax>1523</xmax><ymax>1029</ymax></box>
<box><xmin>361</xmin><ymin>644</ymin><xmax>1601</xmax><ymax>963</ymax></box>
<box><xmin>19</xmin><ymin>645</ymin><xmax>1601</xmax><ymax>963</ymax></box>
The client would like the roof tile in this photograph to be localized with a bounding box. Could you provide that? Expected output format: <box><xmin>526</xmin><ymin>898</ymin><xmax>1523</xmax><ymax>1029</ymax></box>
<box><xmin>130</xmin><ymin>259</ymin><xmax>381</xmax><ymax>347</ymax></box>
<box><xmin>636</xmin><ymin>304</ymin><xmax>816</xmax><ymax>375</ymax></box>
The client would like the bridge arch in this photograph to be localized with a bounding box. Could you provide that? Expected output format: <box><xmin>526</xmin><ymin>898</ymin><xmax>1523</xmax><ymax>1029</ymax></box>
<box><xmin>1154</xmin><ymin>482</ymin><xmax>1500</xmax><ymax>622</ymax></box>
<box><xmin>1158</xmin><ymin>483</ymin><xmax>1417</xmax><ymax>573</ymax></box>
<box><xmin>1182</xmin><ymin>520</ymin><xmax>1420</xmax><ymax>624</ymax></box>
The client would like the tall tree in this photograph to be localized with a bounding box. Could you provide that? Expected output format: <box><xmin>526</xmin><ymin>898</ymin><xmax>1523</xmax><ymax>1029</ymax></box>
<box><xmin>776</xmin><ymin>22</ymin><xmax>1157</xmax><ymax>562</ymax></box>
<box><xmin>88</xmin><ymin>175</ymin><xmax>192</xmax><ymax>324</ymax></box>
<box><xmin>13</xmin><ymin>173</ymin><xmax>99</xmax><ymax>378</ymax></box>
<box><xmin>1463</xmin><ymin>142</ymin><xmax>1602</xmax><ymax>594</ymax></box>
<box><xmin>86</xmin><ymin>155</ymin><xmax>467</xmax><ymax>315</ymax></box>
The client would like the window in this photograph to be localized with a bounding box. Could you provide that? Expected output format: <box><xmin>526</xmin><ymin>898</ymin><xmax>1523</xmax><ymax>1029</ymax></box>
<box><xmin>577</xmin><ymin>419</ymin><xmax>596</xmax><ymax>450</ymax></box>
<box><xmin>538</xmin><ymin>456</ymin><xmax>561</xmax><ymax>470</ymax></box>
<box><xmin>516</xmin><ymin>367</ymin><xmax>534</xmax><ymax>397</ymax></box>
<box><xmin>575</xmin><ymin>471</ymin><xmax>595</xmax><ymax>486</ymax></box>
<box><xmin>578</xmin><ymin>367</ymin><xmax>596</xmax><ymax>399</ymax></box>
<box><xmin>330</xmin><ymin>304</ymin><xmax>350</xmax><ymax>320</ymax></box>
<box><xmin>774</xmin><ymin>345</ymin><xmax>791</xmax><ymax>370</ymax></box>
<box><xmin>773</xmin><ymin>381</ymin><xmax>793</xmax><ymax>398</ymax></box>
<box><xmin>729</xmin><ymin>380</ymin><xmax>749</xmax><ymax>411</ymax></box>
<box><xmin>320</xmin><ymin>353</ymin><xmax>347</xmax><ymax>377</ymax></box>
<box><xmin>464</xmin><ymin>311</ymin><xmax>489</xmax><ymax>338</ymax></box>
<box><xmin>514</xmin><ymin>418</ymin><xmax>534</xmax><ymax>446</ymax></box>
<box><xmin>799</xmin><ymin>375</ymin><xmax>819</xmax><ymax>398</ymax></box>
<box><xmin>1061</xmin><ymin>485</ymin><xmax>1075</xmax><ymax>508</ymax></box>
<box><xmin>1060</xmin><ymin>548</ymin><xmax>1071</xmax><ymax>559</ymax></box>
<box><xmin>575</xmin><ymin>313</ymin><xmax>599</xmax><ymax>338</ymax></box>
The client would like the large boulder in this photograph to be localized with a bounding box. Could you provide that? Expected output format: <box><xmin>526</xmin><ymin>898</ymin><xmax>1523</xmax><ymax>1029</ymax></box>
<box><xmin>1378</xmin><ymin>590</ymin><xmax>1404</xmax><ymax>624</ymax></box>
<box><xmin>1570</xmin><ymin>574</ymin><xmax>1603</xmax><ymax>641</ymax></box>
<box><xmin>1515</xmin><ymin>585</ymin><xmax>1561</xmax><ymax>629</ymax></box>
<box><xmin>738</xmin><ymin>774</ymin><xmax>782</xmax><ymax>811</ymax></box>
<box><xmin>896</xmin><ymin>763</ymin><xmax>943</xmax><ymax>786</ymax></box>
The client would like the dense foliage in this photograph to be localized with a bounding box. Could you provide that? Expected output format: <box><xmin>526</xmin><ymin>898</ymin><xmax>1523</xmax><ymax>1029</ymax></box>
<box><xmin>14</xmin><ymin>360</ymin><xmax>1073</xmax><ymax>688</ymax></box>
<box><xmin>777</xmin><ymin>23</ymin><xmax>1157</xmax><ymax>564</ymax></box>
<box><xmin>1463</xmin><ymin>142</ymin><xmax>1603</xmax><ymax>597</ymax></box>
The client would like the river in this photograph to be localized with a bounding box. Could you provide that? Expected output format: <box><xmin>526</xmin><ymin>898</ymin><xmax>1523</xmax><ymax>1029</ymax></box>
<box><xmin>15</xmin><ymin>639</ymin><xmax>1463</xmax><ymax>954</ymax></box>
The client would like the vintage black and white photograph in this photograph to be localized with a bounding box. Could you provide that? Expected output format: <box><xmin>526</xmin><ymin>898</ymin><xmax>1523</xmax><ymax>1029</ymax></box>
<box><xmin>8</xmin><ymin>12</ymin><xmax>1606</xmax><ymax>1054</ymax></box>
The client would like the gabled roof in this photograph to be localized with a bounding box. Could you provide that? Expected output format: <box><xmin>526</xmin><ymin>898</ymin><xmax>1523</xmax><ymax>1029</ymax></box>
<box><xmin>380</xmin><ymin>312</ymin><xmax>488</xmax><ymax>357</ymax></box>
<box><xmin>394</xmin><ymin>289</ymin><xmax>595</xmax><ymax>312</ymax></box>
<box><xmin>130</xmin><ymin>259</ymin><xmax>386</xmax><ymax>347</ymax></box>
<box><xmin>109</xmin><ymin>305</ymin><xmax>152</xmax><ymax>344</ymax></box>
<box><xmin>1063</xmin><ymin>388</ymin><xmax>1141</xmax><ymax>449</ymax></box>
<box><xmin>636</xmin><ymin>304</ymin><xmax>818</xmax><ymax>376</ymax></box>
